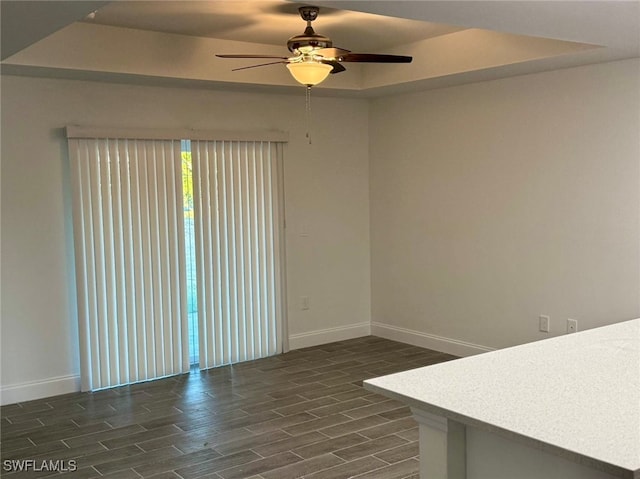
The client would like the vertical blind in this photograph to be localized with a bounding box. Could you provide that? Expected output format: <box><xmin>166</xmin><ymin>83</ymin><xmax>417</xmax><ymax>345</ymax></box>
<box><xmin>68</xmin><ymin>138</ymin><xmax>190</xmax><ymax>390</ymax></box>
<box><xmin>67</xmin><ymin>129</ymin><xmax>287</xmax><ymax>391</ymax></box>
<box><xmin>192</xmin><ymin>141</ymin><xmax>285</xmax><ymax>369</ymax></box>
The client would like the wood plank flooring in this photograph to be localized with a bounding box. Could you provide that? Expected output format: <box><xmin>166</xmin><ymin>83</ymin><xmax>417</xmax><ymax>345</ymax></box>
<box><xmin>1</xmin><ymin>336</ymin><xmax>456</xmax><ymax>479</ymax></box>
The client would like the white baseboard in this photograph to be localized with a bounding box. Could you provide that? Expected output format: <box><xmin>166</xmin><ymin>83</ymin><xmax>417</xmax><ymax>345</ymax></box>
<box><xmin>1</xmin><ymin>375</ymin><xmax>81</xmax><ymax>405</ymax></box>
<box><xmin>289</xmin><ymin>322</ymin><xmax>371</xmax><ymax>350</ymax></box>
<box><xmin>0</xmin><ymin>323</ymin><xmax>487</xmax><ymax>404</ymax></box>
<box><xmin>371</xmin><ymin>322</ymin><xmax>494</xmax><ymax>357</ymax></box>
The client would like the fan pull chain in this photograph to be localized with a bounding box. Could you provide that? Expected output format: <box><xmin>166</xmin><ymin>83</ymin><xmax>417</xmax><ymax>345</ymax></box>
<box><xmin>305</xmin><ymin>86</ymin><xmax>312</xmax><ymax>144</ymax></box>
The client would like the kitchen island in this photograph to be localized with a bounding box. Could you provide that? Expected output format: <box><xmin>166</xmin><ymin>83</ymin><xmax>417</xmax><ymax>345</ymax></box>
<box><xmin>364</xmin><ymin>319</ymin><xmax>639</xmax><ymax>479</ymax></box>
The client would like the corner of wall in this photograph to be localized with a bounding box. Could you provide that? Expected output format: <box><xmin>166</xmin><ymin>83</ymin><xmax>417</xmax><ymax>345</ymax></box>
<box><xmin>288</xmin><ymin>322</ymin><xmax>371</xmax><ymax>350</ymax></box>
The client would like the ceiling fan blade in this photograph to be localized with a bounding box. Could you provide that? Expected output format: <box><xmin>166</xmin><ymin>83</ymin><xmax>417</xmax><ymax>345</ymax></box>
<box><xmin>340</xmin><ymin>53</ymin><xmax>412</xmax><ymax>63</ymax></box>
<box><xmin>217</xmin><ymin>54</ymin><xmax>289</xmax><ymax>60</ymax></box>
<box><xmin>315</xmin><ymin>47</ymin><xmax>351</xmax><ymax>58</ymax></box>
<box><xmin>321</xmin><ymin>60</ymin><xmax>346</xmax><ymax>74</ymax></box>
<box><xmin>232</xmin><ymin>61</ymin><xmax>287</xmax><ymax>71</ymax></box>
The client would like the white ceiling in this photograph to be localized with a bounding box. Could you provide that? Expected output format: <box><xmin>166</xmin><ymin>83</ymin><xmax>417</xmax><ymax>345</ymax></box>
<box><xmin>1</xmin><ymin>1</ymin><xmax>638</xmax><ymax>97</ymax></box>
<box><xmin>84</xmin><ymin>1</ymin><xmax>466</xmax><ymax>52</ymax></box>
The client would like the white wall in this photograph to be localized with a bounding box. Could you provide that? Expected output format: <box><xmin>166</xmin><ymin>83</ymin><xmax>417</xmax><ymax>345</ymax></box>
<box><xmin>369</xmin><ymin>59</ymin><xmax>640</xmax><ymax>353</ymax></box>
<box><xmin>0</xmin><ymin>76</ymin><xmax>371</xmax><ymax>403</ymax></box>
<box><xmin>2</xmin><ymin>59</ymin><xmax>639</xmax><ymax>404</ymax></box>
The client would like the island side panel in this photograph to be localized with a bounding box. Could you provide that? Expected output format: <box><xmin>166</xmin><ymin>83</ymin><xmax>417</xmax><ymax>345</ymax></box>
<box><xmin>466</xmin><ymin>427</ymin><xmax>624</xmax><ymax>479</ymax></box>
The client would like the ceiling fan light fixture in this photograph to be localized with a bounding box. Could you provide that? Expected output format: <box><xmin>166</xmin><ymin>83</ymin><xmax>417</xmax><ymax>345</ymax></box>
<box><xmin>286</xmin><ymin>62</ymin><xmax>332</xmax><ymax>87</ymax></box>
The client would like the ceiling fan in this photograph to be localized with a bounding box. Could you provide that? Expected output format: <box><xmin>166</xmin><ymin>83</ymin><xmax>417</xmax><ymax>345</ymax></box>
<box><xmin>216</xmin><ymin>5</ymin><xmax>413</xmax><ymax>87</ymax></box>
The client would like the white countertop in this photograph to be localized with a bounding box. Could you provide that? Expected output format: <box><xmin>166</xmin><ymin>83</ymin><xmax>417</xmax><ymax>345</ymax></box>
<box><xmin>364</xmin><ymin>319</ymin><xmax>640</xmax><ymax>479</ymax></box>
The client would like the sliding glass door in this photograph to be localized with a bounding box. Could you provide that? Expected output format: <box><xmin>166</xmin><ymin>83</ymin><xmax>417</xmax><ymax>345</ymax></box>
<box><xmin>68</xmin><ymin>130</ymin><xmax>286</xmax><ymax>391</ymax></box>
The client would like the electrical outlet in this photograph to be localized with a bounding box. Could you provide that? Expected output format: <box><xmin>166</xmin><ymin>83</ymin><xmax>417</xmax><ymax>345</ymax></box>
<box><xmin>567</xmin><ymin>318</ymin><xmax>578</xmax><ymax>334</ymax></box>
<box><xmin>539</xmin><ymin>315</ymin><xmax>550</xmax><ymax>333</ymax></box>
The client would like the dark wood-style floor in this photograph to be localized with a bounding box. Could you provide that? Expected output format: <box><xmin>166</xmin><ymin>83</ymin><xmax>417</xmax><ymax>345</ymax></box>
<box><xmin>1</xmin><ymin>336</ymin><xmax>456</xmax><ymax>479</ymax></box>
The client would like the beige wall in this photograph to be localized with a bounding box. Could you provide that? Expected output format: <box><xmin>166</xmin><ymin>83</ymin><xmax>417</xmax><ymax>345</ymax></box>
<box><xmin>0</xmin><ymin>77</ymin><xmax>371</xmax><ymax>401</ymax></box>
<box><xmin>369</xmin><ymin>59</ymin><xmax>640</xmax><ymax>352</ymax></box>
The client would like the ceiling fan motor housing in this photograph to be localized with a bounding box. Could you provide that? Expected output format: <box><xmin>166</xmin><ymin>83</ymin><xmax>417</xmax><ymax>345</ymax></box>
<box><xmin>287</xmin><ymin>28</ymin><xmax>332</xmax><ymax>52</ymax></box>
<box><xmin>287</xmin><ymin>6</ymin><xmax>332</xmax><ymax>53</ymax></box>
